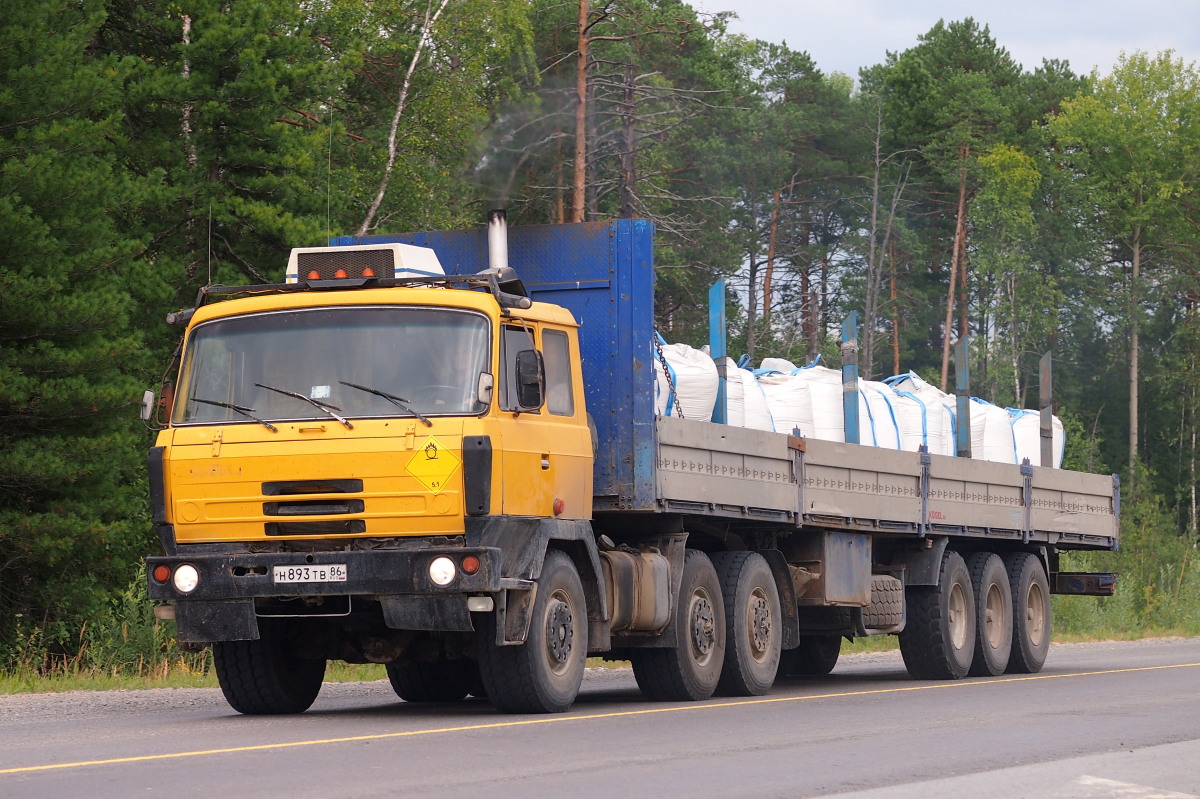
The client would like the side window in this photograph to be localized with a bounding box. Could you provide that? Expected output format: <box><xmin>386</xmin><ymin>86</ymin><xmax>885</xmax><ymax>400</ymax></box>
<box><xmin>543</xmin><ymin>329</ymin><xmax>574</xmax><ymax>416</ymax></box>
<box><xmin>499</xmin><ymin>324</ymin><xmax>539</xmax><ymax>412</ymax></box>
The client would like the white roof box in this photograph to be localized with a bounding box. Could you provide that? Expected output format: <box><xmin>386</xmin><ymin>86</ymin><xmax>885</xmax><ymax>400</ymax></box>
<box><xmin>285</xmin><ymin>243</ymin><xmax>446</xmax><ymax>284</ymax></box>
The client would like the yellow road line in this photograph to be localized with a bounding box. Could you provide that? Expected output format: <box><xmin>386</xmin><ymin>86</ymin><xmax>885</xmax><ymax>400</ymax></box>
<box><xmin>3</xmin><ymin>661</ymin><xmax>1198</xmax><ymax>776</ymax></box>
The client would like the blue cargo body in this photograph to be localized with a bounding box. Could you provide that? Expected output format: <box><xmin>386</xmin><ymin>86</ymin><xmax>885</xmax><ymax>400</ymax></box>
<box><xmin>332</xmin><ymin>219</ymin><xmax>658</xmax><ymax>512</ymax></box>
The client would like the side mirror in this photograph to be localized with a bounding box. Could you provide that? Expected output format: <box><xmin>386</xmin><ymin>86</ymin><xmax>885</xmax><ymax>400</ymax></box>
<box><xmin>515</xmin><ymin>349</ymin><xmax>544</xmax><ymax>411</ymax></box>
<box><xmin>477</xmin><ymin>372</ymin><xmax>495</xmax><ymax>406</ymax></box>
<box><xmin>140</xmin><ymin>389</ymin><xmax>156</xmax><ymax>422</ymax></box>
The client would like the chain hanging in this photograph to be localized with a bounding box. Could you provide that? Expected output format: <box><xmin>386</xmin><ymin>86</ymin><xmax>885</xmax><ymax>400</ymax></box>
<box><xmin>653</xmin><ymin>331</ymin><xmax>685</xmax><ymax>418</ymax></box>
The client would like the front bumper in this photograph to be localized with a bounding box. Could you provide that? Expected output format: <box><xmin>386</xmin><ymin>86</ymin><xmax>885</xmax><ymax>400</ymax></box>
<box><xmin>147</xmin><ymin>546</ymin><xmax>503</xmax><ymax>601</ymax></box>
<box><xmin>148</xmin><ymin>546</ymin><xmax>507</xmax><ymax>642</ymax></box>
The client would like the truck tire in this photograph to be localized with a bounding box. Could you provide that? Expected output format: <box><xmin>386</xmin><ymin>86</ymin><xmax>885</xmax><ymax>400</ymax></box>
<box><xmin>630</xmin><ymin>549</ymin><xmax>725</xmax><ymax>702</ymax></box>
<box><xmin>385</xmin><ymin>657</ymin><xmax>477</xmax><ymax>703</ymax></box>
<box><xmin>899</xmin><ymin>549</ymin><xmax>975</xmax><ymax>680</ymax></box>
<box><xmin>711</xmin><ymin>551</ymin><xmax>782</xmax><ymax>696</ymax></box>
<box><xmin>967</xmin><ymin>552</ymin><xmax>1013</xmax><ymax>676</ymax></box>
<box><xmin>779</xmin><ymin>634</ymin><xmax>841</xmax><ymax>677</ymax></box>
<box><xmin>862</xmin><ymin>575</ymin><xmax>905</xmax><ymax>630</ymax></box>
<box><xmin>476</xmin><ymin>550</ymin><xmax>587</xmax><ymax>713</ymax></box>
<box><xmin>213</xmin><ymin>624</ymin><xmax>326</xmax><ymax>715</ymax></box>
<box><xmin>1005</xmin><ymin>552</ymin><xmax>1051</xmax><ymax>674</ymax></box>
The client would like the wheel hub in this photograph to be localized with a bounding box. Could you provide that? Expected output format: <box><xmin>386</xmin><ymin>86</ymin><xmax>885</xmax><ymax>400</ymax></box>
<box><xmin>690</xmin><ymin>595</ymin><xmax>716</xmax><ymax>657</ymax></box>
<box><xmin>749</xmin><ymin>592</ymin><xmax>772</xmax><ymax>654</ymax></box>
<box><xmin>547</xmin><ymin>599</ymin><xmax>574</xmax><ymax>664</ymax></box>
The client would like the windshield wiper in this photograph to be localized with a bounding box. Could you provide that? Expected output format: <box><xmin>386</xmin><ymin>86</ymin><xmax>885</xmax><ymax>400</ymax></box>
<box><xmin>253</xmin><ymin>383</ymin><xmax>354</xmax><ymax>429</ymax></box>
<box><xmin>191</xmin><ymin>398</ymin><xmax>278</xmax><ymax>432</ymax></box>
<box><xmin>339</xmin><ymin>381</ymin><xmax>433</xmax><ymax>427</ymax></box>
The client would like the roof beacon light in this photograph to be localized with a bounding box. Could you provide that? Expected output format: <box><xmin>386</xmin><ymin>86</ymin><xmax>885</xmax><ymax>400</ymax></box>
<box><xmin>285</xmin><ymin>243</ymin><xmax>446</xmax><ymax>284</ymax></box>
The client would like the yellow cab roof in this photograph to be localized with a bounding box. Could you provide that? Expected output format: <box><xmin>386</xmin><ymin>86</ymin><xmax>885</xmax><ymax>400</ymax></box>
<box><xmin>187</xmin><ymin>284</ymin><xmax>579</xmax><ymax>329</ymax></box>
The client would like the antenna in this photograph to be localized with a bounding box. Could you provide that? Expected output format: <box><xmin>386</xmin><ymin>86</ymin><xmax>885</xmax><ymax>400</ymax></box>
<box><xmin>326</xmin><ymin>102</ymin><xmax>333</xmax><ymax>240</ymax></box>
<box><xmin>207</xmin><ymin>201</ymin><xmax>213</xmax><ymax>286</ymax></box>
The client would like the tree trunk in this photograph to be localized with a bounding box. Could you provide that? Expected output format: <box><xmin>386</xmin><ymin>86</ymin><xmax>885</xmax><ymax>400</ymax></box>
<box><xmin>571</xmin><ymin>0</ymin><xmax>589</xmax><ymax>223</ymax></box>
<box><xmin>864</xmin><ymin>103</ymin><xmax>883</xmax><ymax>378</ymax></box>
<box><xmin>746</xmin><ymin>254</ymin><xmax>759</xmax><ymax>361</ymax></box>
<box><xmin>940</xmin><ymin>145</ymin><xmax>970</xmax><ymax>391</ymax></box>
<box><xmin>1191</xmin><ymin>372</ymin><xmax>1197</xmax><ymax>539</ymax></box>
<box><xmin>763</xmin><ymin>189</ymin><xmax>780</xmax><ymax>335</ymax></box>
<box><xmin>618</xmin><ymin>63</ymin><xmax>635</xmax><ymax>218</ymax></box>
<box><xmin>553</xmin><ymin>123</ymin><xmax>564</xmax><ymax>224</ymax></box>
<box><xmin>1129</xmin><ymin>234</ymin><xmax>1141</xmax><ymax>473</ymax></box>
<box><xmin>1010</xmin><ymin>275</ymin><xmax>1019</xmax><ymax>403</ymax></box>
<box><xmin>890</xmin><ymin>237</ymin><xmax>901</xmax><ymax>376</ymax></box>
<box><xmin>816</xmin><ymin>256</ymin><xmax>830</xmax><ymax>358</ymax></box>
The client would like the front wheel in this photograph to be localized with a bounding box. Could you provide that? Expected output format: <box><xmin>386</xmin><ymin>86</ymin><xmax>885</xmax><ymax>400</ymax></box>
<box><xmin>899</xmin><ymin>549</ymin><xmax>975</xmax><ymax>680</ymax></box>
<box><xmin>631</xmin><ymin>549</ymin><xmax>725</xmax><ymax>702</ymax></box>
<box><xmin>213</xmin><ymin>623</ymin><xmax>326</xmax><ymax>715</ymax></box>
<box><xmin>477</xmin><ymin>550</ymin><xmax>587</xmax><ymax>713</ymax></box>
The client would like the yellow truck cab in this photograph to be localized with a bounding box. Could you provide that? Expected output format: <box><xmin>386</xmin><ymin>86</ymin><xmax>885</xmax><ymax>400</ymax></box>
<box><xmin>148</xmin><ymin>229</ymin><xmax>606</xmax><ymax>714</ymax></box>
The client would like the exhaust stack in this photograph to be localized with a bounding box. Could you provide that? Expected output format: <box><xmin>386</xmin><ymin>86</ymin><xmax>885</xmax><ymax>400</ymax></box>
<box><xmin>487</xmin><ymin>209</ymin><xmax>509</xmax><ymax>272</ymax></box>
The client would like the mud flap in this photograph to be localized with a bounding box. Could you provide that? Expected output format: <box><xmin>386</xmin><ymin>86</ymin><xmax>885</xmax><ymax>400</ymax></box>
<box><xmin>175</xmin><ymin>599</ymin><xmax>259</xmax><ymax>643</ymax></box>
<box><xmin>381</xmin><ymin>595</ymin><xmax>475</xmax><ymax>632</ymax></box>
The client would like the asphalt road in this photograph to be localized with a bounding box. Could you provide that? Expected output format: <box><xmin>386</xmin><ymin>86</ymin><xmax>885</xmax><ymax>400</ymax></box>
<box><xmin>2</xmin><ymin>638</ymin><xmax>1199</xmax><ymax>799</ymax></box>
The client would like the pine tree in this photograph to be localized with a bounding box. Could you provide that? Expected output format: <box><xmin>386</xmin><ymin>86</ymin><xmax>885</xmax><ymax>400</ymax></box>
<box><xmin>0</xmin><ymin>0</ymin><xmax>153</xmax><ymax>661</ymax></box>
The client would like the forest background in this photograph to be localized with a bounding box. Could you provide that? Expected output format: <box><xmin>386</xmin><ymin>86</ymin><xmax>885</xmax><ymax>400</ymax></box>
<box><xmin>2</xmin><ymin>0</ymin><xmax>1199</xmax><ymax>681</ymax></box>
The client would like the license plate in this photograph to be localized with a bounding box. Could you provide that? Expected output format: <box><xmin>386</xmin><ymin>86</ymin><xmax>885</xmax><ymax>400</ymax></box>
<box><xmin>273</xmin><ymin>564</ymin><xmax>348</xmax><ymax>583</ymax></box>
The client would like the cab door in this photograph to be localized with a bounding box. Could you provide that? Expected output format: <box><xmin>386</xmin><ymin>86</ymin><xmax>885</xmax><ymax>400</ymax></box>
<box><xmin>495</xmin><ymin>323</ymin><xmax>592</xmax><ymax>519</ymax></box>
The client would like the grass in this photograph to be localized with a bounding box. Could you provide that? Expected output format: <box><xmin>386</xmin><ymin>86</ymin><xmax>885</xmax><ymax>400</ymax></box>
<box><xmin>0</xmin><ymin>657</ymin><xmax>389</xmax><ymax>695</ymax></box>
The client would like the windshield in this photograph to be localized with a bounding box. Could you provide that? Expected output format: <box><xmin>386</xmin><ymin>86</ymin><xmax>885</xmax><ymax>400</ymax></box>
<box><xmin>174</xmin><ymin>306</ymin><xmax>491</xmax><ymax>426</ymax></box>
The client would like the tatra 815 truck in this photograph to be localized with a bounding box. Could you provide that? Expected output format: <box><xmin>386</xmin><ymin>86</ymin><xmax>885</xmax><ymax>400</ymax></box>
<box><xmin>143</xmin><ymin>215</ymin><xmax>1118</xmax><ymax>714</ymax></box>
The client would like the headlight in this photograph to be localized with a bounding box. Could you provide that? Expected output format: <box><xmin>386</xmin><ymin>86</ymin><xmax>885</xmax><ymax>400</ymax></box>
<box><xmin>173</xmin><ymin>564</ymin><xmax>200</xmax><ymax>594</ymax></box>
<box><xmin>429</xmin><ymin>556</ymin><xmax>456</xmax><ymax>586</ymax></box>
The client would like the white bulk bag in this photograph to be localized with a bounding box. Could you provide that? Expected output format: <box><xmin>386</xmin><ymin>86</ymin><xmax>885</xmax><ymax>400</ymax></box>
<box><xmin>859</xmin><ymin>381</ymin><xmax>902</xmax><ymax>449</ymax></box>
<box><xmin>1009</xmin><ymin>408</ymin><xmax>1065</xmax><ymax>468</ymax></box>
<box><xmin>759</xmin><ymin>357</ymin><xmax>799</xmax><ymax>373</ymax></box>
<box><xmin>804</xmin><ymin>365</ymin><xmax>845</xmax><ymax>442</ymax></box>
<box><xmin>757</xmin><ymin>370</ymin><xmax>810</xmax><ymax>437</ymax></box>
<box><xmin>758</xmin><ymin>365</ymin><xmax>844</xmax><ymax>441</ymax></box>
<box><xmin>969</xmin><ymin>397</ymin><xmax>1018</xmax><ymax>464</ymax></box>
<box><xmin>724</xmin><ymin>359</ymin><xmax>775</xmax><ymax>431</ymax></box>
<box><xmin>653</xmin><ymin>339</ymin><xmax>718</xmax><ymax>420</ymax></box>
<box><xmin>883</xmin><ymin>373</ymin><xmax>955</xmax><ymax>456</ymax></box>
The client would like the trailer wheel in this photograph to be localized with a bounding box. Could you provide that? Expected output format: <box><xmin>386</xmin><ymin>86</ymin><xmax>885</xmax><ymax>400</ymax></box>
<box><xmin>711</xmin><ymin>551</ymin><xmax>782</xmax><ymax>696</ymax></box>
<box><xmin>899</xmin><ymin>549</ymin><xmax>975</xmax><ymax>680</ymax></box>
<box><xmin>477</xmin><ymin>550</ymin><xmax>587</xmax><ymax>713</ymax></box>
<box><xmin>779</xmin><ymin>634</ymin><xmax>841</xmax><ymax>677</ymax></box>
<box><xmin>967</xmin><ymin>552</ymin><xmax>1013</xmax><ymax>676</ymax></box>
<box><xmin>1005</xmin><ymin>552</ymin><xmax>1051</xmax><ymax>674</ymax></box>
<box><xmin>386</xmin><ymin>657</ymin><xmax>478</xmax><ymax>703</ymax></box>
<box><xmin>213</xmin><ymin>624</ymin><xmax>326</xmax><ymax>715</ymax></box>
<box><xmin>630</xmin><ymin>549</ymin><xmax>725</xmax><ymax>702</ymax></box>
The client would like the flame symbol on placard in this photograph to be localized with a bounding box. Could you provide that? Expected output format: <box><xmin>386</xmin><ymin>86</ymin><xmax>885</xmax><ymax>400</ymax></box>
<box><xmin>425</xmin><ymin>442</ymin><xmax>438</xmax><ymax>460</ymax></box>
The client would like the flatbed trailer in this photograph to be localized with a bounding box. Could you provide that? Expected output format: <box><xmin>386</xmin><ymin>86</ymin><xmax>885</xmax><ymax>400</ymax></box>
<box><xmin>144</xmin><ymin>217</ymin><xmax>1117</xmax><ymax>714</ymax></box>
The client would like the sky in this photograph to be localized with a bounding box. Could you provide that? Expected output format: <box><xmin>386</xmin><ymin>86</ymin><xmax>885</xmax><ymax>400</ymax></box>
<box><xmin>693</xmin><ymin>0</ymin><xmax>1200</xmax><ymax>80</ymax></box>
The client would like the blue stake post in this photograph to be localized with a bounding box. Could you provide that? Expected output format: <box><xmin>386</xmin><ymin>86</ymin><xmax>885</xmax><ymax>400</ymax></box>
<box><xmin>1039</xmin><ymin>352</ymin><xmax>1053</xmax><ymax>468</ymax></box>
<box><xmin>841</xmin><ymin>312</ymin><xmax>860</xmax><ymax>445</ymax></box>
<box><xmin>709</xmin><ymin>279</ymin><xmax>728</xmax><ymax>424</ymax></box>
<box><xmin>955</xmin><ymin>336</ymin><xmax>972</xmax><ymax>458</ymax></box>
